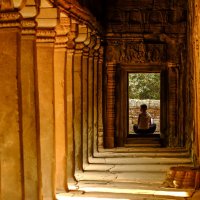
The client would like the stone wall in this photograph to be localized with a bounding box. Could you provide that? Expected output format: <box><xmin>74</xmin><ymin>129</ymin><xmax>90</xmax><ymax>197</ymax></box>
<box><xmin>104</xmin><ymin>0</ymin><xmax>187</xmax><ymax>147</ymax></box>
<box><xmin>129</xmin><ymin>99</ymin><xmax>160</xmax><ymax>133</ymax></box>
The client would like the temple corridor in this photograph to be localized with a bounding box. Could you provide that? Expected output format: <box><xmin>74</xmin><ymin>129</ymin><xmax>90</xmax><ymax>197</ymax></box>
<box><xmin>1</xmin><ymin>0</ymin><xmax>200</xmax><ymax>200</ymax></box>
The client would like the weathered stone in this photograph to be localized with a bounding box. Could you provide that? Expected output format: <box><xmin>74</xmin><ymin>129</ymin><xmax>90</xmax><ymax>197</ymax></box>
<box><xmin>0</xmin><ymin>28</ymin><xmax>23</xmax><ymax>200</ymax></box>
<box><xmin>36</xmin><ymin>42</ymin><xmax>55</xmax><ymax>199</ymax></box>
<box><xmin>54</xmin><ymin>47</ymin><xmax>67</xmax><ymax>192</ymax></box>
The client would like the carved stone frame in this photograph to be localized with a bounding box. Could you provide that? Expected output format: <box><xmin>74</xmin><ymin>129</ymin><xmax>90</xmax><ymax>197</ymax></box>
<box><xmin>115</xmin><ymin>63</ymin><xmax>167</xmax><ymax>147</ymax></box>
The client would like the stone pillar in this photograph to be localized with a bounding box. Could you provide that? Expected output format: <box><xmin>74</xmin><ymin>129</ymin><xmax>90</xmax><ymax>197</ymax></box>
<box><xmin>189</xmin><ymin>0</ymin><xmax>200</xmax><ymax>165</ymax></box>
<box><xmin>65</xmin><ymin>24</ymin><xmax>77</xmax><ymax>185</ymax></box>
<box><xmin>73</xmin><ymin>48</ymin><xmax>83</xmax><ymax>171</ymax></box>
<box><xmin>87</xmin><ymin>35</ymin><xmax>97</xmax><ymax>157</ymax></box>
<box><xmin>93</xmin><ymin>37</ymin><xmax>101</xmax><ymax>154</ymax></box>
<box><xmin>97</xmin><ymin>47</ymin><xmax>104</xmax><ymax>150</ymax></box>
<box><xmin>0</xmin><ymin>12</ymin><xmax>24</xmax><ymax>200</ymax></box>
<box><xmin>105</xmin><ymin>62</ymin><xmax>116</xmax><ymax>148</ymax></box>
<box><xmin>82</xmin><ymin>46</ymin><xmax>89</xmax><ymax>166</ymax></box>
<box><xmin>73</xmin><ymin>24</ymin><xmax>88</xmax><ymax>172</ymax></box>
<box><xmin>20</xmin><ymin>19</ymin><xmax>40</xmax><ymax>200</ymax></box>
<box><xmin>167</xmin><ymin>64</ymin><xmax>178</xmax><ymax>147</ymax></box>
<box><xmin>54</xmin><ymin>17</ymin><xmax>69</xmax><ymax>192</ymax></box>
<box><xmin>36</xmin><ymin>29</ymin><xmax>56</xmax><ymax>199</ymax></box>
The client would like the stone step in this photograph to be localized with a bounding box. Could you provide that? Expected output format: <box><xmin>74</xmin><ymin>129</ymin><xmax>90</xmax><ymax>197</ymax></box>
<box><xmin>128</xmin><ymin>133</ymin><xmax>160</xmax><ymax>138</ymax></box>
<box><xmin>93</xmin><ymin>151</ymin><xmax>190</xmax><ymax>158</ymax></box>
<box><xmin>98</xmin><ymin>147</ymin><xmax>189</xmax><ymax>153</ymax></box>
<box><xmin>124</xmin><ymin>143</ymin><xmax>161</xmax><ymax>147</ymax></box>
<box><xmin>126</xmin><ymin>138</ymin><xmax>161</xmax><ymax>143</ymax></box>
<box><xmin>63</xmin><ymin>181</ymin><xmax>194</xmax><ymax>200</ymax></box>
<box><xmin>83</xmin><ymin>163</ymin><xmax>193</xmax><ymax>172</ymax></box>
<box><xmin>88</xmin><ymin>156</ymin><xmax>192</xmax><ymax>165</ymax></box>
<box><xmin>75</xmin><ymin>170</ymin><xmax>167</xmax><ymax>184</ymax></box>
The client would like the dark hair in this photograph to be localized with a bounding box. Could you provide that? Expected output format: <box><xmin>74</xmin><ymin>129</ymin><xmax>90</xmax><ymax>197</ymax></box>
<box><xmin>140</xmin><ymin>104</ymin><xmax>147</xmax><ymax>110</ymax></box>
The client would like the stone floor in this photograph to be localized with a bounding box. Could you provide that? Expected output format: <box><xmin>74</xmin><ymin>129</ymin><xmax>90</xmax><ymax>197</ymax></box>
<box><xmin>56</xmin><ymin>138</ymin><xmax>199</xmax><ymax>200</ymax></box>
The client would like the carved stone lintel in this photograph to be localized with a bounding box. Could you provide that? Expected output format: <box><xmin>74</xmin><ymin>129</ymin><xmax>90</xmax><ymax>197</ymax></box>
<box><xmin>55</xmin><ymin>36</ymin><xmax>68</xmax><ymax>47</ymax></box>
<box><xmin>0</xmin><ymin>12</ymin><xmax>21</xmax><ymax>21</ymax></box>
<box><xmin>36</xmin><ymin>29</ymin><xmax>56</xmax><ymax>43</ymax></box>
<box><xmin>21</xmin><ymin>20</ymin><xmax>37</xmax><ymax>35</ymax></box>
<box><xmin>0</xmin><ymin>22</ymin><xmax>20</xmax><ymax>28</ymax></box>
<box><xmin>21</xmin><ymin>20</ymin><xmax>36</xmax><ymax>28</ymax></box>
<box><xmin>0</xmin><ymin>12</ymin><xmax>21</xmax><ymax>28</ymax></box>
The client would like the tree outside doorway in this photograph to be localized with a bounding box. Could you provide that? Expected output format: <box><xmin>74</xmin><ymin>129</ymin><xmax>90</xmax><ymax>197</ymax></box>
<box><xmin>128</xmin><ymin>73</ymin><xmax>160</xmax><ymax>134</ymax></box>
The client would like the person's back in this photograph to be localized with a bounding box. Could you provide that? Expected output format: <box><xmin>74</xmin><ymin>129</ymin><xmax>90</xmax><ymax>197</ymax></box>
<box><xmin>138</xmin><ymin>112</ymin><xmax>151</xmax><ymax>130</ymax></box>
<box><xmin>133</xmin><ymin>104</ymin><xmax>156</xmax><ymax>134</ymax></box>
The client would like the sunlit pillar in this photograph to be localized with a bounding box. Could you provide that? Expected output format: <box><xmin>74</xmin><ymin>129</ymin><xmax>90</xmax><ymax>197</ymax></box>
<box><xmin>73</xmin><ymin>24</ymin><xmax>88</xmax><ymax>172</ymax></box>
<box><xmin>82</xmin><ymin>29</ymin><xmax>91</xmax><ymax>167</ymax></box>
<box><xmin>20</xmin><ymin>17</ymin><xmax>40</xmax><ymax>200</ymax></box>
<box><xmin>36</xmin><ymin>28</ymin><xmax>56</xmax><ymax>199</ymax></box>
<box><xmin>0</xmin><ymin>11</ymin><xmax>23</xmax><ymax>200</ymax></box>
<box><xmin>54</xmin><ymin>15</ymin><xmax>69</xmax><ymax>192</ymax></box>
<box><xmin>65</xmin><ymin>20</ymin><xmax>77</xmax><ymax>185</ymax></box>
<box><xmin>87</xmin><ymin>35</ymin><xmax>97</xmax><ymax>157</ymax></box>
<box><xmin>93</xmin><ymin>37</ymin><xmax>101</xmax><ymax>154</ymax></box>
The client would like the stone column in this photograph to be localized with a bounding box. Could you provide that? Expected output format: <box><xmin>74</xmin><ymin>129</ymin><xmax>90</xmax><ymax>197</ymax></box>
<box><xmin>65</xmin><ymin>23</ymin><xmax>77</xmax><ymax>185</ymax></box>
<box><xmin>73</xmin><ymin>48</ymin><xmax>83</xmax><ymax>171</ymax></box>
<box><xmin>167</xmin><ymin>64</ymin><xmax>178</xmax><ymax>147</ymax></box>
<box><xmin>20</xmin><ymin>19</ymin><xmax>40</xmax><ymax>200</ymax></box>
<box><xmin>36</xmin><ymin>29</ymin><xmax>56</xmax><ymax>199</ymax></box>
<box><xmin>54</xmin><ymin>17</ymin><xmax>69</xmax><ymax>192</ymax></box>
<box><xmin>105</xmin><ymin>62</ymin><xmax>117</xmax><ymax>148</ymax></box>
<box><xmin>189</xmin><ymin>0</ymin><xmax>200</xmax><ymax>165</ymax></box>
<box><xmin>97</xmin><ymin>47</ymin><xmax>104</xmax><ymax>150</ymax></box>
<box><xmin>87</xmin><ymin>35</ymin><xmax>97</xmax><ymax>157</ymax></box>
<box><xmin>93</xmin><ymin>37</ymin><xmax>101</xmax><ymax>154</ymax></box>
<box><xmin>0</xmin><ymin>12</ymin><xmax>24</xmax><ymax>200</ymax></box>
<box><xmin>73</xmin><ymin>24</ymin><xmax>88</xmax><ymax>172</ymax></box>
<box><xmin>82</xmin><ymin>46</ymin><xmax>89</xmax><ymax>166</ymax></box>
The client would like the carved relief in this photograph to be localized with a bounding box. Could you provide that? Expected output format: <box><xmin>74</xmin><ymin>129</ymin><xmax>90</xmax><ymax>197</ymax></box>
<box><xmin>106</xmin><ymin>0</ymin><xmax>187</xmax><ymax>34</ymax></box>
<box><xmin>106</xmin><ymin>41</ymin><xmax>166</xmax><ymax>64</ymax></box>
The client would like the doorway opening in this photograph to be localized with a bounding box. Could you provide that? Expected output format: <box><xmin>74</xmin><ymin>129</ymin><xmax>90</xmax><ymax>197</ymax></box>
<box><xmin>128</xmin><ymin>73</ymin><xmax>160</xmax><ymax>137</ymax></box>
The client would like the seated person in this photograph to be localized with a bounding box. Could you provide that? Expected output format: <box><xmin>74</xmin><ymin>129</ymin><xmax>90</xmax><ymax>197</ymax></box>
<box><xmin>133</xmin><ymin>104</ymin><xmax>156</xmax><ymax>134</ymax></box>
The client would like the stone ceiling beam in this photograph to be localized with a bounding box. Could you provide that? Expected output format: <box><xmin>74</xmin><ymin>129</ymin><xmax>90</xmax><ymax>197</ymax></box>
<box><xmin>49</xmin><ymin>0</ymin><xmax>102</xmax><ymax>34</ymax></box>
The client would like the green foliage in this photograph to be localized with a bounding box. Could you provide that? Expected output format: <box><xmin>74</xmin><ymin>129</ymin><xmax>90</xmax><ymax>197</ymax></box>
<box><xmin>128</xmin><ymin>73</ymin><xmax>160</xmax><ymax>100</ymax></box>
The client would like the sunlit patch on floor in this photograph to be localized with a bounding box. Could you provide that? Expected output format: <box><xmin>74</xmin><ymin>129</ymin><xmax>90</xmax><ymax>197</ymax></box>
<box><xmin>80</xmin><ymin>187</ymin><xmax>191</xmax><ymax>197</ymax></box>
<box><xmin>57</xmin><ymin>194</ymin><xmax>129</xmax><ymax>200</ymax></box>
<box><xmin>56</xmin><ymin>186</ymin><xmax>193</xmax><ymax>200</ymax></box>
